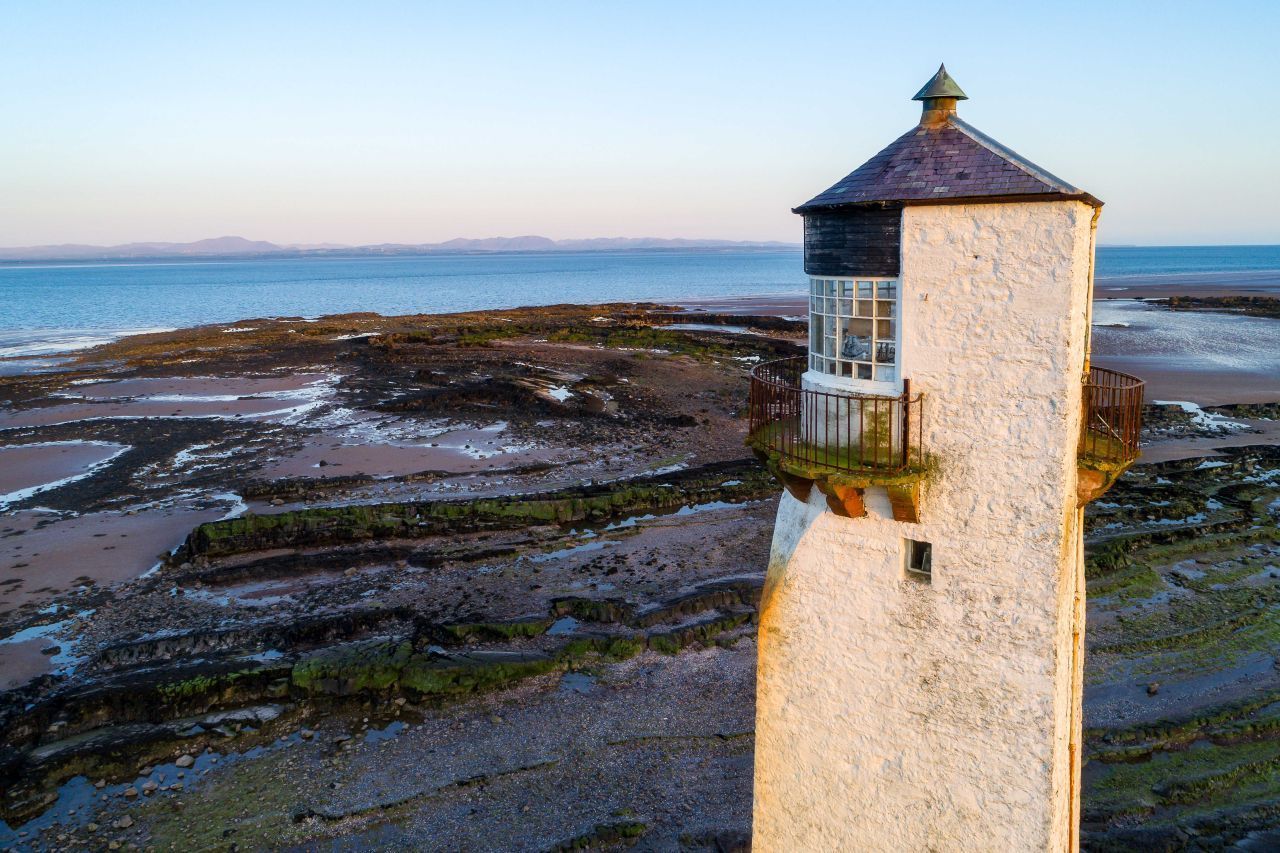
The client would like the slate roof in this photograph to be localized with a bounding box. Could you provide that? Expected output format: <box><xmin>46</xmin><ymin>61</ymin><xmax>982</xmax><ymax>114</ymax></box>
<box><xmin>794</xmin><ymin>114</ymin><xmax>1100</xmax><ymax>213</ymax></box>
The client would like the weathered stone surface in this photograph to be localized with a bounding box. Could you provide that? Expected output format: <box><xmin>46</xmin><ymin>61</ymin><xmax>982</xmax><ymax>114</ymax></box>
<box><xmin>754</xmin><ymin>200</ymin><xmax>1097</xmax><ymax>851</ymax></box>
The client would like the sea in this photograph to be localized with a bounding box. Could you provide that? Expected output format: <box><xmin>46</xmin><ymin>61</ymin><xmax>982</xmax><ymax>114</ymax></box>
<box><xmin>1</xmin><ymin>245</ymin><xmax>1278</xmax><ymax>371</ymax></box>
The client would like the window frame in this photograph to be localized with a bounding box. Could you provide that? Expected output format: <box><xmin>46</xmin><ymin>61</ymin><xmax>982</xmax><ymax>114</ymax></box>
<box><xmin>904</xmin><ymin>538</ymin><xmax>932</xmax><ymax>583</ymax></box>
<box><xmin>805</xmin><ymin>276</ymin><xmax>902</xmax><ymax>392</ymax></box>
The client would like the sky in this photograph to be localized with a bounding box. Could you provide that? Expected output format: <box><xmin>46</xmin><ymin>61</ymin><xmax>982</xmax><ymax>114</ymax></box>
<box><xmin>2</xmin><ymin>1</ymin><xmax>1278</xmax><ymax>248</ymax></box>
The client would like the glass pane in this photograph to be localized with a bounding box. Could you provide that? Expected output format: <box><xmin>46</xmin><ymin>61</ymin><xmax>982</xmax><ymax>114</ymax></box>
<box><xmin>809</xmin><ymin>321</ymin><xmax>820</xmax><ymax>354</ymax></box>
<box><xmin>837</xmin><ymin>297</ymin><xmax>852</xmax><ymax>317</ymax></box>
<box><xmin>824</xmin><ymin>315</ymin><xmax>836</xmax><ymax>337</ymax></box>
<box><xmin>876</xmin><ymin>300</ymin><xmax>895</xmax><ymax>319</ymax></box>
<box><xmin>875</xmin><ymin>364</ymin><xmax>897</xmax><ymax>381</ymax></box>
<box><xmin>877</xmin><ymin>319</ymin><xmax>894</xmax><ymax>339</ymax></box>
<box><xmin>840</xmin><ymin>280</ymin><xmax>853</xmax><ymax>297</ymax></box>
<box><xmin>856</xmin><ymin>300</ymin><xmax>874</xmax><ymax>317</ymax></box>
<box><xmin>825</xmin><ymin>280</ymin><xmax>837</xmax><ymax>297</ymax></box>
<box><xmin>839</xmin><ymin>361</ymin><xmax>852</xmax><ymax>377</ymax></box>
<box><xmin>875</xmin><ymin>340</ymin><xmax>896</xmax><ymax>364</ymax></box>
<box><xmin>857</xmin><ymin>363</ymin><xmax>873</xmax><ymax>380</ymax></box>
<box><xmin>847</xmin><ymin>317</ymin><xmax>873</xmax><ymax>337</ymax></box>
<box><xmin>841</xmin><ymin>334</ymin><xmax>871</xmax><ymax>361</ymax></box>
<box><xmin>857</xmin><ymin>281</ymin><xmax>874</xmax><ymax>299</ymax></box>
<box><xmin>877</xmin><ymin>281</ymin><xmax>897</xmax><ymax>299</ymax></box>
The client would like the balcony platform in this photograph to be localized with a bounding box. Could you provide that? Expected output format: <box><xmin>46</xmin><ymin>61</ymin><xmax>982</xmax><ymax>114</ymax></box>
<box><xmin>749</xmin><ymin>358</ymin><xmax>1145</xmax><ymax>518</ymax></box>
<box><xmin>1077</xmin><ymin>366</ymin><xmax>1145</xmax><ymax>504</ymax></box>
<box><xmin>747</xmin><ymin>358</ymin><xmax>925</xmax><ymax>521</ymax></box>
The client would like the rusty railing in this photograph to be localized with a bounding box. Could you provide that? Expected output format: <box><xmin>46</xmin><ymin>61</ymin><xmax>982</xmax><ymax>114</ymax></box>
<box><xmin>1080</xmin><ymin>366</ymin><xmax>1145</xmax><ymax>464</ymax></box>
<box><xmin>748</xmin><ymin>357</ymin><xmax>924</xmax><ymax>474</ymax></box>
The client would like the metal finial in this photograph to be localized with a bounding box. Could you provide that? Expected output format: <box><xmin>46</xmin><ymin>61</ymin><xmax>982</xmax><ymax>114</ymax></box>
<box><xmin>912</xmin><ymin>64</ymin><xmax>968</xmax><ymax>101</ymax></box>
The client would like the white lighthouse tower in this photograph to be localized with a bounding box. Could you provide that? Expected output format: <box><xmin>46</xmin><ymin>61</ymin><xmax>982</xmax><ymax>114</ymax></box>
<box><xmin>749</xmin><ymin>66</ymin><xmax>1142</xmax><ymax>851</ymax></box>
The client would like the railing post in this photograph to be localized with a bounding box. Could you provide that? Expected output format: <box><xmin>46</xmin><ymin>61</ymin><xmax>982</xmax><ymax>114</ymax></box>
<box><xmin>900</xmin><ymin>378</ymin><xmax>911</xmax><ymax>470</ymax></box>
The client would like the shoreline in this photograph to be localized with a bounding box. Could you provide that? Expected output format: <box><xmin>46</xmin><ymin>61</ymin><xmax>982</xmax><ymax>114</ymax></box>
<box><xmin>2</xmin><ymin>264</ymin><xmax>1279</xmax><ymax>361</ymax></box>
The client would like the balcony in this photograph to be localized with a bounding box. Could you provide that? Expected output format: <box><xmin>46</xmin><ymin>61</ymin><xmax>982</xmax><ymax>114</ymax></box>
<box><xmin>747</xmin><ymin>357</ymin><xmax>925</xmax><ymax>520</ymax></box>
<box><xmin>748</xmin><ymin>358</ymin><xmax>1146</xmax><ymax>517</ymax></box>
<box><xmin>1077</xmin><ymin>366</ymin><xmax>1145</xmax><ymax>504</ymax></box>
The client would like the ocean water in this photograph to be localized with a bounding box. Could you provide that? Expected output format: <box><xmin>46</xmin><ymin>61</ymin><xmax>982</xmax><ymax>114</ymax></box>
<box><xmin>0</xmin><ymin>245</ymin><xmax>1277</xmax><ymax>363</ymax></box>
<box><xmin>0</xmin><ymin>251</ymin><xmax>802</xmax><ymax>361</ymax></box>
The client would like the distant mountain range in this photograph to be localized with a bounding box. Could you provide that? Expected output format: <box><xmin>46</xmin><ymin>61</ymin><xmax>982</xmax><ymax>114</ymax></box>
<box><xmin>0</xmin><ymin>235</ymin><xmax>799</xmax><ymax>262</ymax></box>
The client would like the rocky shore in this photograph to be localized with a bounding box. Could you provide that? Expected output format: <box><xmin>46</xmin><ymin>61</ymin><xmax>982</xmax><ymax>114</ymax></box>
<box><xmin>0</xmin><ymin>298</ymin><xmax>1278</xmax><ymax>850</ymax></box>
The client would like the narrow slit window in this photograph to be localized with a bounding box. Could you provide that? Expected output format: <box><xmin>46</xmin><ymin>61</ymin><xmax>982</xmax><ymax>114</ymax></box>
<box><xmin>905</xmin><ymin>539</ymin><xmax>932</xmax><ymax>583</ymax></box>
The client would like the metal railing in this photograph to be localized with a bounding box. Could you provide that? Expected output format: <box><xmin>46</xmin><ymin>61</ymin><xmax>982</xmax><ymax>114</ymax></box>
<box><xmin>748</xmin><ymin>357</ymin><xmax>924</xmax><ymax>474</ymax></box>
<box><xmin>1080</xmin><ymin>366</ymin><xmax>1145</xmax><ymax>464</ymax></box>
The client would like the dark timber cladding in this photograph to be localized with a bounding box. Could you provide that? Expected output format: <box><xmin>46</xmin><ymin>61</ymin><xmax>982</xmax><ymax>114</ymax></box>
<box><xmin>803</xmin><ymin>206</ymin><xmax>901</xmax><ymax>277</ymax></box>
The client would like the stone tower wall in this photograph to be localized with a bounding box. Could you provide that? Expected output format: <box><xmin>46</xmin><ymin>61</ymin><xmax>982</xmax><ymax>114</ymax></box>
<box><xmin>752</xmin><ymin>200</ymin><xmax>1095</xmax><ymax>851</ymax></box>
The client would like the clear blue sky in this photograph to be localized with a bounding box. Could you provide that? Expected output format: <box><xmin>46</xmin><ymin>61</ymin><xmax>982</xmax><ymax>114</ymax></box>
<box><xmin>3</xmin><ymin>0</ymin><xmax>1277</xmax><ymax>247</ymax></box>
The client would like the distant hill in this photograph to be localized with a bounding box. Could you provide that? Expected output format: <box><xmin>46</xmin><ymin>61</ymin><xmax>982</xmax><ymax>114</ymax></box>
<box><xmin>0</xmin><ymin>235</ymin><xmax>799</xmax><ymax>262</ymax></box>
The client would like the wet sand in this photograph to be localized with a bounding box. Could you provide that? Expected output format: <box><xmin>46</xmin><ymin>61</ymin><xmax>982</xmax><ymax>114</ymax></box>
<box><xmin>0</xmin><ymin>503</ymin><xmax>231</xmax><ymax>613</ymax></box>
<box><xmin>1091</xmin><ymin>299</ymin><xmax>1280</xmax><ymax>406</ymax></box>
<box><xmin>0</xmin><ymin>396</ymin><xmax>318</xmax><ymax>429</ymax></box>
<box><xmin>70</xmin><ymin>373</ymin><xmax>331</xmax><ymax>400</ymax></box>
<box><xmin>1139</xmin><ymin>417</ymin><xmax>1280</xmax><ymax>463</ymax></box>
<box><xmin>1091</xmin><ymin>359</ymin><xmax>1280</xmax><ymax>407</ymax></box>
<box><xmin>0</xmin><ymin>638</ymin><xmax>58</xmax><ymax>689</ymax></box>
<box><xmin>0</xmin><ymin>442</ymin><xmax>127</xmax><ymax>501</ymax></box>
<box><xmin>1095</xmin><ymin>269</ymin><xmax>1280</xmax><ymax>299</ymax></box>
<box><xmin>256</xmin><ymin>431</ymin><xmax>557</xmax><ymax>480</ymax></box>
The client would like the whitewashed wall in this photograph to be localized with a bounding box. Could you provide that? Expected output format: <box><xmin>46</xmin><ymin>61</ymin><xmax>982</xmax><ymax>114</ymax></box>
<box><xmin>753</xmin><ymin>200</ymin><xmax>1095</xmax><ymax>851</ymax></box>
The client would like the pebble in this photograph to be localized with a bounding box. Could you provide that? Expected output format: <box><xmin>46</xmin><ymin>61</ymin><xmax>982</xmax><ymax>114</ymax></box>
<box><xmin>271</xmin><ymin>498</ymin><xmax>285</xmax><ymax>506</ymax></box>
<box><xmin>116</xmin><ymin>815</ymin><xmax>134</xmax><ymax>829</ymax></box>
<box><xmin>123</xmin><ymin>787</ymin><xmax>138</xmax><ymax>798</ymax></box>
<box><xmin>95</xmin><ymin>780</ymin><xmax>106</xmax><ymax>789</ymax></box>
<box><xmin>1147</xmin><ymin>682</ymin><xmax>1161</xmax><ymax>696</ymax></box>
<box><xmin>175</xmin><ymin>754</ymin><xmax>195</xmax><ymax>768</ymax></box>
<box><xmin>301</xmin><ymin>729</ymin><xmax>315</xmax><ymax>739</ymax></box>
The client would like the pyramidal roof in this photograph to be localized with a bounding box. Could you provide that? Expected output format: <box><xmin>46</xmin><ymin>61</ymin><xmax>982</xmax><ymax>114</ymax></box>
<box><xmin>795</xmin><ymin>66</ymin><xmax>1100</xmax><ymax>213</ymax></box>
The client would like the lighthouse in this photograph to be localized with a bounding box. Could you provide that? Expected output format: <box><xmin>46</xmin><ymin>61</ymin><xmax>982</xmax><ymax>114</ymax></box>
<box><xmin>749</xmin><ymin>66</ymin><xmax>1143</xmax><ymax>850</ymax></box>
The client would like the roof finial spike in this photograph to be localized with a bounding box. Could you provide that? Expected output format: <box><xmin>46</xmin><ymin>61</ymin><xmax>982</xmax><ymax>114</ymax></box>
<box><xmin>912</xmin><ymin>63</ymin><xmax>968</xmax><ymax>102</ymax></box>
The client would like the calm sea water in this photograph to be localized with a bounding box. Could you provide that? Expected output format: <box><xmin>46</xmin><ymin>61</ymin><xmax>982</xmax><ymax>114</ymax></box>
<box><xmin>1</xmin><ymin>245</ymin><xmax>1277</xmax><ymax>362</ymax></box>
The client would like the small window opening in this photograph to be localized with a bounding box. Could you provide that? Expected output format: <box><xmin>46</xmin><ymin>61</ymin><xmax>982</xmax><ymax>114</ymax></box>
<box><xmin>905</xmin><ymin>539</ymin><xmax>932</xmax><ymax>583</ymax></box>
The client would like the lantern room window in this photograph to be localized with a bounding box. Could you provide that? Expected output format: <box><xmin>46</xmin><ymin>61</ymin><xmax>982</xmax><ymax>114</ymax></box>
<box><xmin>808</xmin><ymin>278</ymin><xmax>898</xmax><ymax>382</ymax></box>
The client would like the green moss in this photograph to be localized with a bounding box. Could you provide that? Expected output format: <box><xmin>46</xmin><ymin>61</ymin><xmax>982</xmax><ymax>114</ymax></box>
<box><xmin>551</xmin><ymin>597</ymin><xmax>634</xmax><ymax>624</ymax></box>
<box><xmin>648</xmin><ymin>634</ymin><xmax>680</xmax><ymax>655</ymax></box>
<box><xmin>1087</xmin><ymin>562</ymin><xmax>1163</xmax><ymax>602</ymax></box>
<box><xmin>550</xmin><ymin>820</ymin><xmax>649</xmax><ymax>850</ymax></box>
<box><xmin>185</xmin><ymin>463</ymin><xmax>776</xmax><ymax>558</ymax></box>
<box><xmin>440</xmin><ymin>619</ymin><xmax>554</xmax><ymax>641</ymax></box>
<box><xmin>1088</xmin><ymin>739</ymin><xmax>1280</xmax><ymax>822</ymax></box>
<box><xmin>291</xmin><ymin>640</ymin><xmax>415</xmax><ymax>695</ymax></box>
<box><xmin>400</xmin><ymin>654</ymin><xmax>561</xmax><ymax>696</ymax></box>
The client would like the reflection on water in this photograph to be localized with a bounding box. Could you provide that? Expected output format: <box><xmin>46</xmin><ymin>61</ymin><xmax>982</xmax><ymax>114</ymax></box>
<box><xmin>1092</xmin><ymin>300</ymin><xmax>1280</xmax><ymax>376</ymax></box>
